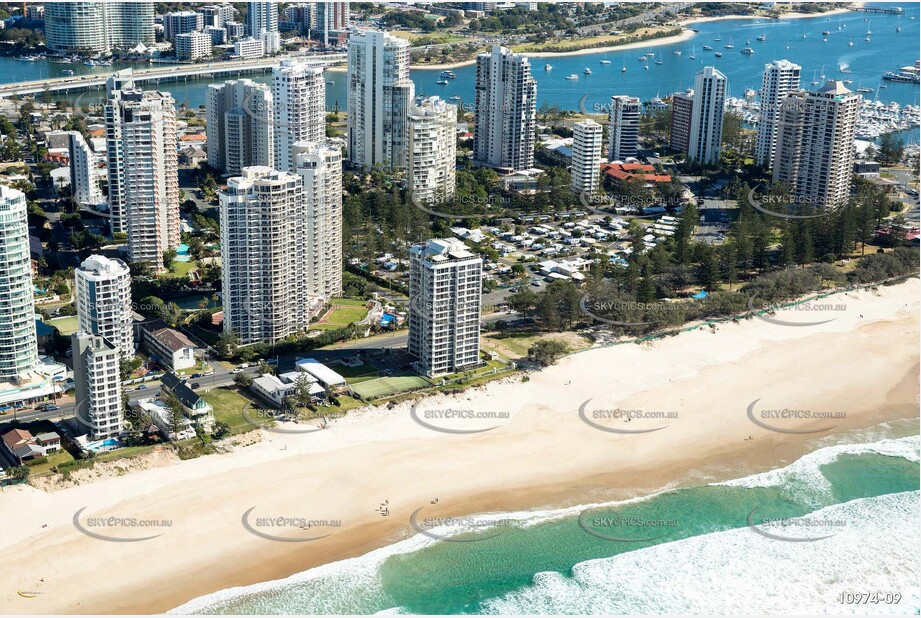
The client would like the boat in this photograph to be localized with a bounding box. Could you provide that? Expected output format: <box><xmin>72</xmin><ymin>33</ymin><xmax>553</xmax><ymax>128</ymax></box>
<box><xmin>702</xmin><ymin>45</ymin><xmax>712</xmax><ymax>51</ymax></box>
<box><xmin>839</xmin><ymin>63</ymin><xmax>851</xmax><ymax>74</ymax></box>
<box><xmin>843</xmin><ymin>79</ymin><xmax>853</xmax><ymax>85</ymax></box>
<box><xmin>440</xmin><ymin>70</ymin><xmax>456</xmax><ymax>79</ymax></box>
<box><xmin>801</xmin><ymin>31</ymin><xmax>807</xmax><ymax>39</ymax></box>
<box><xmin>689</xmin><ymin>46</ymin><xmax>696</xmax><ymax>60</ymax></box>
<box><xmin>745</xmin><ymin>39</ymin><xmax>751</xmax><ymax>45</ymax></box>
<box><xmin>84</xmin><ymin>59</ymin><xmax>97</xmax><ymax>66</ymax></box>
<box><xmin>882</xmin><ymin>60</ymin><xmax>921</xmax><ymax>84</ymax></box>
<box><xmin>644</xmin><ymin>64</ymin><xmax>649</xmax><ymax>70</ymax></box>
<box><xmin>638</xmin><ymin>55</ymin><xmax>647</xmax><ymax>61</ymax></box>
<box><xmin>810</xmin><ymin>70</ymin><xmax>820</xmax><ymax>86</ymax></box>
<box><xmin>97</xmin><ymin>59</ymin><xmax>112</xmax><ymax>66</ymax></box>
<box><xmin>62</xmin><ymin>69</ymin><xmax>74</xmax><ymax>75</ymax></box>
<box><xmin>436</xmin><ymin>79</ymin><xmax>449</xmax><ymax>85</ymax></box>
<box><xmin>896</xmin><ymin>26</ymin><xmax>901</xmax><ymax>32</ymax></box>
<box><xmin>18</xmin><ymin>55</ymin><xmax>41</xmax><ymax>62</ymax></box>
<box><xmin>673</xmin><ymin>49</ymin><xmax>681</xmax><ymax>56</ymax></box>
<box><xmin>645</xmin><ymin>51</ymin><xmax>656</xmax><ymax>57</ymax></box>
<box><xmin>326</xmin><ymin>80</ymin><xmax>335</xmax><ymax>84</ymax></box>
<box><xmin>724</xmin><ymin>37</ymin><xmax>734</xmax><ymax>49</ymax></box>
<box><xmin>564</xmin><ymin>74</ymin><xmax>579</xmax><ymax>80</ymax></box>
<box><xmin>822</xmin><ymin>30</ymin><xmax>831</xmax><ymax>35</ymax></box>
<box><xmin>584</xmin><ymin>67</ymin><xmax>591</xmax><ymax>75</ymax></box>
<box><xmin>544</xmin><ymin>64</ymin><xmax>552</xmax><ymax>70</ymax></box>
<box><xmin>449</xmin><ymin>95</ymin><xmax>461</xmax><ymax>101</ymax></box>
<box><xmin>756</xmin><ymin>34</ymin><xmax>766</xmax><ymax>42</ymax></box>
<box><xmin>714</xmin><ymin>52</ymin><xmax>723</xmax><ymax>58</ymax></box>
<box><xmin>856</xmin><ymin>86</ymin><xmax>873</xmax><ymax>93</ymax></box>
<box><xmin>849</xmin><ymin>37</ymin><xmax>854</xmax><ymax>46</ymax></box>
<box><xmin>741</xmin><ymin>47</ymin><xmax>755</xmax><ymax>55</ymax></box>
<box><xmin>599</xmin><ymin>59</ymin><xmax>611</xmax><ymax>64</ymax></box>
<box><xmin>864</xmin><ymin>37</ymin><xmax>870</xmax><ymax>42</ymax></box>
<box><xmin>621</xmin><ymin>60</ymin><xmax>627</xmax><ymax>73</ymax></box>
<box><xmin>819</xmin><ymin>65</ymin><xmax>825</xmax><ymax>80</ymax></box>
<box><xmin>655</xmin><ymin>52</ymin><xmax>663</xmax><ymax>65</ymax></box>
<box><xmin>713</xmin><ymin>34</ymin><xmax>722</xmax><ymax>41</ymax></box>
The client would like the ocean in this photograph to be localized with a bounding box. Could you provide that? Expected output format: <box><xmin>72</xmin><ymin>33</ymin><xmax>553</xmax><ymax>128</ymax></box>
<box><xmin>170</xmin><ymin>420</ymin><xmax>920</xmax><ymax>615</ymax></box>
<box><xmin>4</xmin><ymin>2</ymin><xmax>918</xmax><ymax>142</ymax></box>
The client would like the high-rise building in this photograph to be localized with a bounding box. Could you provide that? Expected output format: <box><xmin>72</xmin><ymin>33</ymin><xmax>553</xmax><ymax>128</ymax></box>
<box><xmin>272</xmin><ymin>59</ymin><xmax>326</xmax><ymax>172</ymax></box>
<box><xmin>688</xmin><ymin>67</ymin><xmax>727</xmax><ymax>164</ymax></box>
<box><xmin>407</xmin><ymin>96</ymin><xmax>458</xmax><ymax>204</ymax></box>
<box><xmin>294</xmin><ymin>142</ymin><xmax>344</xmax><ymax>300</ymax></box>
<box><xmin>756</xmin><ymin>59</ymin><xmax>802</xmax><ymax>169</ymax></box>
<box><xmin>571</xmin><ymin>120</ymin><xmax>603</xmax><ymax>195</ymax></box>
<box><xmin>669</xmin><ymin>90</ymin><xmax>694</xmax><ymax>154</ymax></box>
<box><xmin>106</xmin><ymin>80</ymin><xmax>180</xmax><ymax>271</ymax></box>
<box><xmin>201</xmin><ymin>4</ymin><xmax>235</xmax><ymax>28</ymax></box>
<box><xmin>0</xmin><ymin>185</ymin><xmax>39</xmax><ymax>382</ymax></box>
<box><xmin>220</xmin><ymin>167</ymin><xmax>311</xmax><ymax>344</ymax></box>
<box><xmin>163</xmin><ymin>11</ymin><xmax>203</xmax><ymax>41</ymax></box>
<box><xmin>409</xmin><ymin>238</ymin><xmax>483</xmax><ymax>377</ymax></box>
<box><xmin>473</xmin><ymin>46</ymin><xmax>537</xmax><ymax>172</ymax></box>
<box><xmin>71</xmin><ymin>332</ymin><xmax>123</xmax><ymax>440</ymax></box>
<box><xmin>315</xmin><ymin>1</ymin><xmax>350</xmax><ymax>46</ymax></box>
<box><xmin>347</xmin><ymin>30</ymin><xmax>415</xmax><ymax>170</ymax></box>
<box><xmin>65</xmin><ymin>131</ymin><xmax>104</xmax><ymax>208</ymax></box>
<box><xmin>75</xmin><ymin>255</ymin><xmax>134</xmax><ymax>359</ymax></box>
<box><xmin>207</xmin><ymin>79</ymin><xmax>274</xmax><ymax>175</ymax></box>
<box><xmin>247</xmin><ymin>1</ymin><xmax>280</xmax><ymax>53</ymax></box>
<box><xmin>608</xmin><ymin>95</ymin><xmax>641</xmax><ymax>162</ymax></box>
<box><xmin>44</xmin><ymin>2</ymin><xmax>154</xmax><ymax>55</ymax></box>
<box><xmin>773</xmin><ymin>81</ymin><xmax>860</xmax><ymax>208</ymax></box>
<box><xmin>174</xmin><ymin>31</ymin><xmax>213</xmax><ymax>61</ymax></box>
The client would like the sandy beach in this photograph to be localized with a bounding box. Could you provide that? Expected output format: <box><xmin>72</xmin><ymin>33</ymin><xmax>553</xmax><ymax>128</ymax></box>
<box><xmin>0</xmin><ymin>277</ymin><xmax>917</xmax><ymax>615</ymax></box>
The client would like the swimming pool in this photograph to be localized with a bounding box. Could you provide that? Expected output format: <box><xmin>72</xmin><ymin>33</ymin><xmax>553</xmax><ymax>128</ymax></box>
<box><xmin>85</xmin><ymin>438</ymin><xmax>120</xmax><ymax>452</ymax></box>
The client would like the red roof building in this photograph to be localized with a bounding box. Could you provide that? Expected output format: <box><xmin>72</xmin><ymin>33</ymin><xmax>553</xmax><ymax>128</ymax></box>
<box><xmin>601</xmin><ymin>162</ymin><xmax>672</xmax><ymax>184</ymax></box>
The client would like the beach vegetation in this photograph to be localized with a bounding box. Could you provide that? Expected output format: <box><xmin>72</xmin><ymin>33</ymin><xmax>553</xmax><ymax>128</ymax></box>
<box><xmin>527</xmin><ymin>339</ymin><xmax>570</xmax><ymax>366</ymax></box>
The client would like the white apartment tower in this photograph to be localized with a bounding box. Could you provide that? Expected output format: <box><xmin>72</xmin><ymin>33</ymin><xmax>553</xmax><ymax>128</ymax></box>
<box><xmin>473</xmin><ymin>45</ymin><xmax>537</xmax><ymax>172</ymax></box>
<box><xmin>66</xmin><ymin>131</ymin><xmax>104</xmax><ymax>208</ymax></box>
<box><xmin>220</xmin><ymin>167</ymin><xmax>310</xmax><ymax>344</ymax></box>
<box><xmin>347</xmin><ymin>30</ymin><xmax>415</xmax><ymax>170</ymax></box>
<box><xmin>206</xmin><ymin>79</ymin><xmax>274</xmax><ymax>174</ymax></box>
<box><xmin>71</xmin><ymin>332</ymin><xmax>123</xmax><ymax>440</ymax></box>
<box><xmin>408</xmin><ymin>238</ymin><xmax>483</xmax><ymax>377</ymax></box>
<box><xmin>608</xmin><ymin>95</ymin><xmax>641</xmax><ymax>162</ymax></box>
<box><xmin>272</xmin><ymin>60</ymin><xmax>326</xmax><ymax>172</ymax></box>
<box><xmin>75</xmin><ymin>255</ymin><xmax>134</xmax><ymax>358</ymax></box>
<box><xmin>175</xmin><ymin>31</ymin><xmax>213</xmax><ymax>61</ymax></box>
<box><xmin>294</xmin><ymin>142</ymin><xmax>344</xmax><ymax>300</ymax></box>
<box><xmin>756</xmin><ymin>60</ymin><xmax>802</xmax><ymax>168</ymax></box>
<box><xmin>106</xmin><ymin>85</ymin><xmax>180</xmax><ymax>271</ymax></box>
<box><xmin>571</xmin><ymin>120</ymin><xmax>604</xmax><ymax>195</ymax></box>
<box><xmin>247</xmin><ymin>1</ymin><xmax>280</xmax><ymax>54</ymax></box>
<box><xmin>772</xmin><ymin>81</ymin><xmax>860</xmax><ymax>208</ymax></box>
<box><xmin>408</xmin><ymin>96</ymin><xmax>458</xmax><ymax>204</ymax></box>
<box><xmin>44</xmin><ymin>2</ymin><xmax>154</xmax><ymax>55</ymax></box>
<box><xmin>688</xmin><ymin>67</ymin><xmax>727</xmax><ymax>165</ymax></box>
<box><xmin>0</xmin><ymin>185</ymin><xmax>39</xmax><ymax>382</ymax></box>
<box><xmin>163</xmin><ymin>11</ymin><xmax>203</xmax><ymax>41</ymax></box>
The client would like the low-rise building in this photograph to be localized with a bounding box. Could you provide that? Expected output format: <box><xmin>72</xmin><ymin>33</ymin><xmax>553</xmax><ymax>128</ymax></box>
<box><xmin>175</xmin><ymin>31</ymin><xmax>213</xmax><ymax>61</ymax></box>
<box><xmin>233</xmin><ymin>36</ymin><xmax>264</xmax><ymax>59</ymax></box>
<box><xmin>134</xmin><ymin>397</ymin><xmax>196</xmax><ymax>441</ymax></box>
<box><xmin>141</xmin><ymin>323</ymin><xmax>198</xmax><ymax>371</ymax></box>
<box><xmin>160</xmin><ymin>372</ymin><xmax>214</xmax><ymax>431</ymax></box>
<box><xmin>2</xmin><ymin>428</ymin><xmax>61</xmax><ymax>464</ymax></box>
<box><xmin>294</xmin><ymin>358</ymin><xmax>347</xmax><ymax>391</ymax></box>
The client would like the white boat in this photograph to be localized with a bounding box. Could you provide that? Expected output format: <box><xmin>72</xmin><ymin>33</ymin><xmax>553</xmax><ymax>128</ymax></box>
<box><xmin>599</xmin><ymin>59</ymin><xmax>611</xmax><ymax>64</ymax></box>
<box><xmin>702</xmin><ymin>45</ymin><xmax>712</xmax><ymax>51</ymax></box>
<box><xmin>584</xmin><ymin>67</ymin><xmax>591</xmax><ymax>75</ymax></box>
<box><xmin>756</xmin><ymin>34</ymin><xmax>766</xmax><ymax>41</ymax></box>
<box><xmin>564</xmin><ymin>74</ymin><xmax>579</xmax><ymax>80</ymax></box>
<box><xmin>449</xmin><ymin>95</ymin><xmax>461</xmax><ymax>101</ymax></box>
<box><xmin>62</xmin><ymin>69</ymin><xmax>74</xmax><ymax>75</ymax></box>
<box><xmin>849</xmin><ymin>37</ymin><xmax>854</xmax><ymax>46</ymax></box>
<box><xmin>621</xmin><ymin>60</ymin><xmax>627</xmax><ymax>73</ymax></box>
<box><xmin>713</xmin><ymin>34</ymin><xmax>722</xmax><ymax>41</ymax></box>
<box><xmin>544</xmin><ymin>64</ymin><xmax>552</xmax><ymax>70</ymax></box>
<box><xmin>655</xmin><ymin>52</ymin><xmax>663</xmax><ymax>65</ymax></box>
<box><xmin>819</xmin><ymin>65</ymin><xmax>825</xmax><ymax>80</ymax></box>
<box><xmin>673</xmin><ymin>50</ymin><xmax>681</xmax><ymax>56</ymax></box>
<box><xmin>724</xmin><ymin>37</ymin><xmax>734</xmax><ymax>49</ymax></box>
<box><xmin>810</xmin><ymin>70</ymin><xmax>820</xmax><ymax>86</ymax></box>
<box><xmin>741</xmin><ymin>47</ymin><xmax>754</xmax><ymax>55</ymax></box>
<box><xmin>714</xmin><ymin>52</ymin><xmax>723</xmax><ymax>58</ymax></box>
<box><xmin>689</xmin><ymin>46</ymin><xmax>696</xmax><ymax>60</ymax></box>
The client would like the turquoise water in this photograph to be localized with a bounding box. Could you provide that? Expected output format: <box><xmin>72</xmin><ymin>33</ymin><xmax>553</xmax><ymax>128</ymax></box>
<box><xmin>171</xmin><ymin>422</ymin><xmax>920</xmax><ymax>615</ymax></box>
<box><xmin>7</xmin><ymin>2</ymin><xmax>918</xmax><ymax>129</ymax></box>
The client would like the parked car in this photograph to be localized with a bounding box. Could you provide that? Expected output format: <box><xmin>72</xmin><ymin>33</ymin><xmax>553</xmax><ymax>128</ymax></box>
<box><xmin>136</xmin><ymin>384</ymin><xmax>148</xmax><ymax>390</ymax></box>
<box><xmin>191</xmin><ymin>382</ymin><xmax>201</xmax><ymax>389</ymax></box>
<box><xmin>191</xmin><ymin>373</ymin><xmax>202</xmax><ymax>379</ymax></box>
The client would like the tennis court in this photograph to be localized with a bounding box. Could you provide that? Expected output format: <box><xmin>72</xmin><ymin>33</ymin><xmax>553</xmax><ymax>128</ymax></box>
<box><xmin>350</xmin><ymin>375</ymin><xmax>432</xmax><ymax>400</ymax></box>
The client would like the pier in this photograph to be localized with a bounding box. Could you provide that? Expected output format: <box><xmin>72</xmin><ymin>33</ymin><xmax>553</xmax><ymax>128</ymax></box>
<box><xmin>0</xmin><ymin>53</ymin><xmax>346</xmax><ymax>98</ymax></box>
<box><xmin>848</xmin><ymin>6</ymin><xmax>903</xmax><ymax>15</ymax></box>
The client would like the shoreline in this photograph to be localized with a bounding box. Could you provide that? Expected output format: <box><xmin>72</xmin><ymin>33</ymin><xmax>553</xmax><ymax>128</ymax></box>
<box><xmin>407</xmin><ymin>2</ymin><xmax>863</xmax><ymax>70</ymax></box>
<box><xmin>0</xmin><ymin>277</ymin><xmax>917</xmax><ymax>615</ymax></box>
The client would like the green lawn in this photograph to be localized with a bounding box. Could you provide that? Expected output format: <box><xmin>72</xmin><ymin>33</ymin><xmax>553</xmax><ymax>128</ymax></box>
<box><xmin>25</xmin><ymin>448</ymin><xmax>75</xmax><ymax>477</ymax></box>
<box><xmin>202</xmin><ymin>388</ymin><xmax>261</xmax><ymax>435</ymax></box>
<box><xmin>350</xmin><ymin>375</ymin><xmax>431</xmax><ymax>400</ymax></box>
<box><xmin>162</xmin><ymin>260</ymin><xmax>197</xmax><ymax>279</ymax></box>
<box><xmin>48</xmin><ymin>315</ymin><xmax>80</xmax><ymax>335</ymax></box>
<box><xmin>314</xmin><ymin>299</ymin><xmax>370</xmax><ymax>330</ymax></box>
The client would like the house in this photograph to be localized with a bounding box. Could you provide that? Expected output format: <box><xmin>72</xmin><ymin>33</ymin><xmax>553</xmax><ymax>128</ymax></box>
<box><xmin>601</xmin><ymin>162</ymin><xmax>672</xmax><ymax>185</ymax></box>
<box><xmin>251</xmin><ymin>374</ymin><xmax>294</xmax><ymax>408</ymax></box>
<box><xmin>179</xmin><ymin>145</ymin><xmax>207</xmax><ymax>167</ymax></box>
<box><xmin>160</xmin><ymin>372</ymin><xmax>214</xmax><ymax>430</ymax></box>
<box><xmin>853</xmin><ymin>160</ymin><xmax>881</xmax><ymax>176</ymax></box>
<box><xmin>500</xmin><ymin>168</ymin><xmax>546</xmax><ymax>194</ymax></box>
<box><xmin>294</xmin><ymin>358</ymin><xmax>347</xmax><ymax>391</ymax></box>
<box><xmin>141</xmin><ymin>322</ymin><xmax>198</xmax><ymax>371</ymax></box>
<box><xmin>134</xmin><ymin>398</ymin><xmax>195</xmax><ymax>441</ymax></box>
<box><xmin>2</xmin><ymin>428</ymin><xmax>61</xmax><ymax>464</ymax></box>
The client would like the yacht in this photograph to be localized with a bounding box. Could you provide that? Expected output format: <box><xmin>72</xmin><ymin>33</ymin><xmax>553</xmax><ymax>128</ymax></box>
<box><xmin>599</xmin><ymin>59</ymin><xmax>611</xmax><ymax>64</ymax></box>
<box><xmin>741</xmin><ymin>47</ymin><xmax>755</xmax><ymax>55</ymax></box>
<box><xmin>714</xmin><ymin>52</ymin><xmax>723</xmax><ymax>58</ymax></box>
<box><xmin>849</xmin><ymin>37</ymin><xmax>854</xmax><ymax>46</ymax></box>
<box><xmin>544</xmin><ymin>64</ymin><xmax>552</xmax><ymax>70</ymax></box>
<box><xmin>713</xmin><ymin>34</ymin><xmax>722</xmax><ymax>41</ymax></box>
<box><xmin>655</xmin><ymin>52</ymin><xmax>663</xmax><ymax>65</ymax></box>
<box><xmin>821</xmin><ymin>30</ymin><xmax>831</xmax><ymax>36</ymax></box>
<box><xmin>689</xmin><ymin>46</ymin><xmax>696</xmax><ymax>60</ymax></box>
<box><xmin>724</xmin><ymin>37</ymin><xmax>734</xmax><ymax>49</ymax></box>
<box><xmin>756</xmin><ymin>34</ymin><xmax>766</xmax><ymax>41</ymax></box>
<box><xmin>673</xmin><ymin>49</ymin><xmax>682</xmax><ymax>56</ymax></box>
<box><xmin>436</xmin><ymin>79</ymin><xmax>449</xmax><ymax>85</ymax></box>
<box><xmin>621</xmin><ymin>60</ymin><xmax>627</xmax><ymax>73</ymax></box>
<box><xmin>440</xmin><ymin>70</ymin><xmax>456</xmax><ymax>79</ymax></box>
<box><xmin>644</xmin><ymin>64</ymin><xmax>649</xmax><ymax>70</ymax></box>
<box><xmin>62</xmin><ymin>69</ymin><xmax>74</xmax><ymax>75</ymax></box>
<box><xmin>810</xmin><ymin>70</ymin><xmax>820</xmax><ymax>86</ymax></box>
<box><xmin>584</xmin><ymin>67</ymin><xmax>591</xmax><ymax>75</ymax></box>
<box><xmin>449</xmin><ymin>95</ymin><xmax>461</xmax><ymax>101</ymax></box>
<box><xmin>564</xmin><ymin>74</ymin><xmax>579</xmax><ymax>80</ymax></box>
<box><xmin>702</xmin><ymin>45</ymin><xmax>713</xmax><ymax>51</ymax></box>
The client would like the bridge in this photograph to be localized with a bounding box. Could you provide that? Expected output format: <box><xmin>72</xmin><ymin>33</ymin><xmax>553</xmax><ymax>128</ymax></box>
<box><xmin>0</xmin><ymin>53</ymin><xmax>346</xmax><ymax>98</ymax></box>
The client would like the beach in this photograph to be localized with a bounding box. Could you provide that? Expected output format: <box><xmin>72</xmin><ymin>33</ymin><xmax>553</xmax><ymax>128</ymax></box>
<box><xmin>0</xmin><ymin>277</ymin><xmax>917</xmax><ymax>615</ymax></box>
